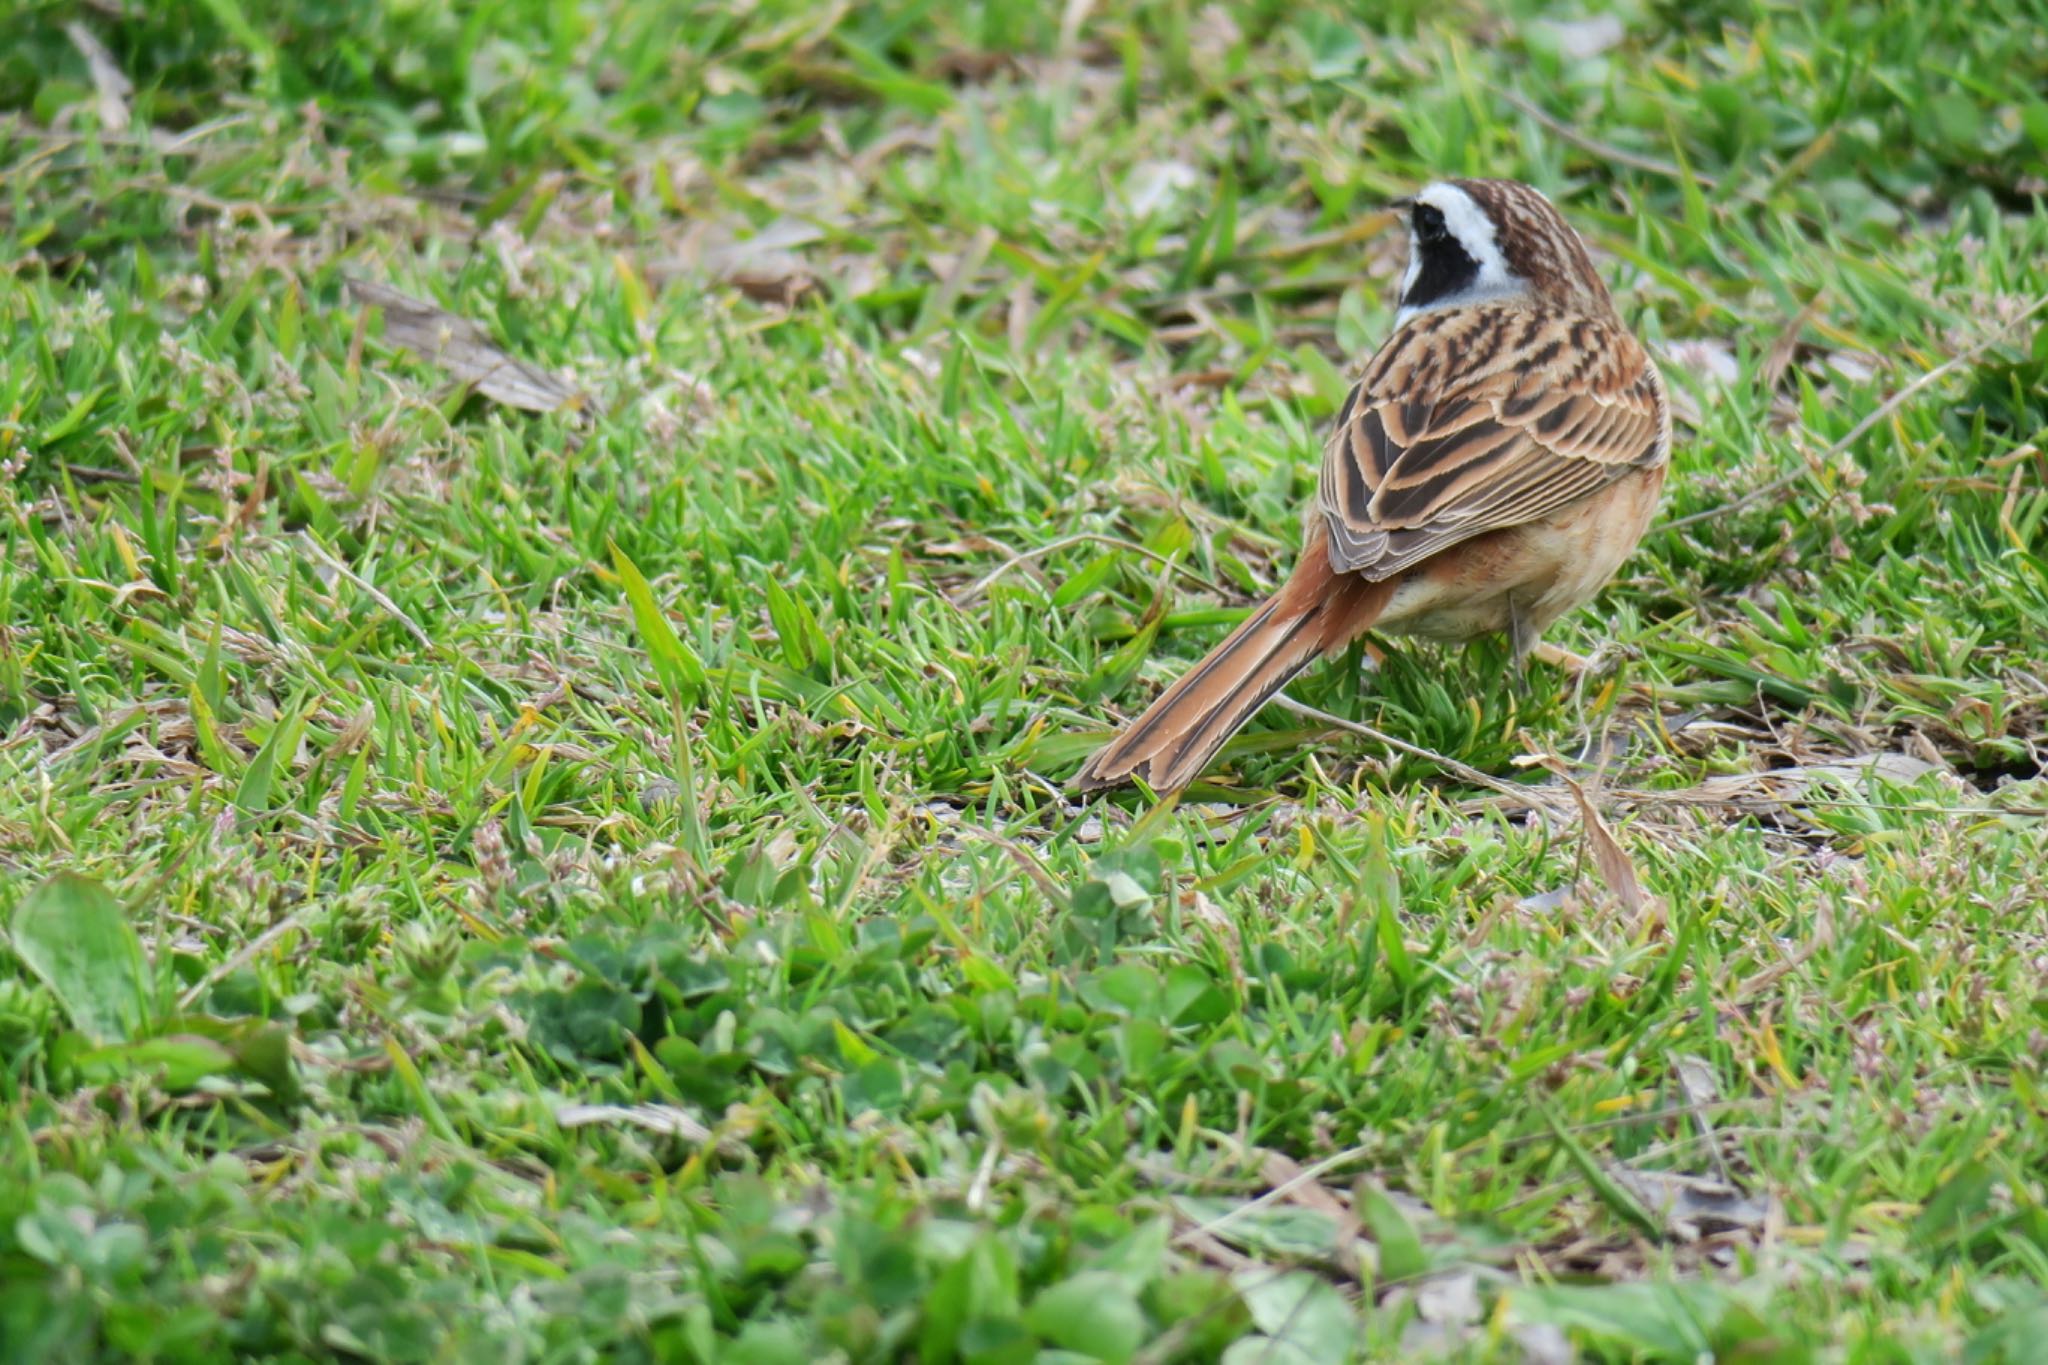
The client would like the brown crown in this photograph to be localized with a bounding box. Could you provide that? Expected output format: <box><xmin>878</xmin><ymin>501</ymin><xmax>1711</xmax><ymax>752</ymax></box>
<box><xmin>1450</xmin><ymin>178</ymin><xmax>1616</xmax><ymax>318</ymax></box>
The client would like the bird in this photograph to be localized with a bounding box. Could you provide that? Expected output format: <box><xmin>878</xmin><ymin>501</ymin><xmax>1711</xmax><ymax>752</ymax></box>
<box><xmin>1075</xmin><ymin>177</ymin><xmax>1672</xmax><ymax>794</ymax></box>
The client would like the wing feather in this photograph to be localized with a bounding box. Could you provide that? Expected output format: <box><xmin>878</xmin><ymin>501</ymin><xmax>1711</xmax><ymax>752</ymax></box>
<box><xmin>1317</xmin><ymin>306</ymin><xmax>1670</xmax><ymax>580</ymax></box>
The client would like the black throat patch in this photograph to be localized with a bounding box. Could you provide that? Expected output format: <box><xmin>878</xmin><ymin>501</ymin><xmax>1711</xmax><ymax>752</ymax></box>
<box><xmin>1400</xmin><ymin>206</ymin><xmax>1480</xmax><ymax>313</ymax></box>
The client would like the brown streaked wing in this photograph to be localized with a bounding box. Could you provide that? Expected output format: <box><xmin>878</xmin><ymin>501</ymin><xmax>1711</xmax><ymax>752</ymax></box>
<box><xmin>1316</xmin><ymin>306</ymin><xmax>1668</xmax><ymax>581</ymax></box>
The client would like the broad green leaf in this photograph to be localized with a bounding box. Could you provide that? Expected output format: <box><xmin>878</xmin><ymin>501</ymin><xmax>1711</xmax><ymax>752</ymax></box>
<box><xmin>1230</xmin><ymin>1271</ymin><xmax>1354</xmax><ymax>1363</ymax></box>
<box><xmin>1051</xmin><ymin>552</ymin><xmax>1121</xmax><ymax>609</ymax></box>
<box><xmin>74</xmin><ymin>1036</ymin><xmax>236</xmax><ymax>1091</ymax></box>
<box><xmin>1025</xmin><ymin>1271</ymin><xmax>1145</xmax><ymax>1363</ymax></box>
<box><xmin>162</xmin><ymin>1014</ymin><xmax>301</xmax><ymax>1103</ymax></box>
<box><xmin>723</xmin><ymin>1318</ymin><xmax>807</xmax><ymax>1365</ymax></box>
<box><xmin>922</xmin><ymin>1236</ymin><xmax>1021</xmax><ymax>1361</ymax></box>
<box><xmin>1506</xmin><ymin>1281</ymin><xmax>1731</xmax><ymax>1358</ymax></box>
<box><xmin>833</xmin><ymin>1018</ymin><xmax>879</xmax><ymax>1066</ymax></box>
<box><xmin>1913</xmin><ymin>1162</ymin><xmax>1999</xmax><ymax>1253</ymax></box>
<box><xmin>10</xmin><ymin>873</ymin><xmax>150</xmax><ymax>1043</ymax></box>
<box><xmin>1357</xmin><ymin>1183</ymin><xmax>1428</xmax><ymax>1281</ymax></box>
<box><xmin>1077</xmin><ymin>605</ymin><xmax>1163</xmax><ymax>703</ymax></box>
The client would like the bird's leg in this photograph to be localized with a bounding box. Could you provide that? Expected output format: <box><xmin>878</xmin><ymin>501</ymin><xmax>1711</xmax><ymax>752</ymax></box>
<box><xmin>1508</xmin><ymin>599</ymin><xmax>1597</xmax><ymax>677</ymax></box>
<box><xmin>1507</xmin><ymin>597</ymin><xmax>1540</xmax><ymax>680</ymax></box>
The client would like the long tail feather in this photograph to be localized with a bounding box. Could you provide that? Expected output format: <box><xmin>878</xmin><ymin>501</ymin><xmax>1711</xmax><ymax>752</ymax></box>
<box><xmin>1074</xmin><ymin>547</ymin><xmax>1390</xmax><ymax>793</ymax></box>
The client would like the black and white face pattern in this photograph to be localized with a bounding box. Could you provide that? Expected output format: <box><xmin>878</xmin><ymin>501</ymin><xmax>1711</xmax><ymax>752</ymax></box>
<box><xmin>1395</xmin><ymin>182</ymin><xmax>1523</xmax><ymax>324</ymax></box>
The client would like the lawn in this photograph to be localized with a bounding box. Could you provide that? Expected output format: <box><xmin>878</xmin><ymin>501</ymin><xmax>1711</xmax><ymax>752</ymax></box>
<box><xmin>4</xmin><ymin>0</ymin><xmax>2048</xmax><ymax>1359</ymax></box>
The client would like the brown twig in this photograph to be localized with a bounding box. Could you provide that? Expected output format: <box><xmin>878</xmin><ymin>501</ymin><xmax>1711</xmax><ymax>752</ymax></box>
<box><xmin>1269</xmin><ymin>694</ymin><xmax>1551</xmax><ymax>805</ymax></box>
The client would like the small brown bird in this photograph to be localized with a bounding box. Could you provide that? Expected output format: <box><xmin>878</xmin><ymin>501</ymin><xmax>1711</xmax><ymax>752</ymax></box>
<box><xmin>1076</xmin><ymin>178</ymin><xmax>1671</xmax><ymax>793</ymax></box>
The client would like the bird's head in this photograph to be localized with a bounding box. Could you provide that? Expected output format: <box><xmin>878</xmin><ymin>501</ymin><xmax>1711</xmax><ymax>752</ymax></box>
<box><xmin>1394</xmin><ymin>178</ymin><xmax>1615</xmax><ymax>324</ymax></box>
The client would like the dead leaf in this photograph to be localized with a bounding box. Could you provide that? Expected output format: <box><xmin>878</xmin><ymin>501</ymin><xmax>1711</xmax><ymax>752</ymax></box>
<box><xmin>1806</xmin><ymin>751</ymin><xmax>1949</xmax><ymax>785</ymax></box>
<box><xmin>929</xmin><ymin>49</ymin><xmax>1013</xmax><ymax>81</ymax></box>
<box><xmin>1169</xmin><ymin>1215</ymin><xmax>1257</xmax><ymax>1273</ymax></box>
<box><xmin>1510</xmin><ymin>1322</ymin><xmax>1576</xmax><ymax>1365</ymax></box>
<box><xmin>64</xmin><ymin>22</ymin><xmax>131</xmax><ymax>131</ymax></box>
<box><xmin>1668</xmin><ymin>1052</ymin><xmax>1738</xmax><ymax>1183</ymax></box>
<box><xmin>1671</xmin><ymin>1054</ymin><xmax>1720</xmax><ymax>1112</ymax></box>
<box><xmin>921</xmin><ymin>537</ymin><xmax>1003</xmax><ymax>557</ymax></box>
<box><xmin>1540</xmin><ymin>762</ymin><xmax>1646</xmax><ymax>915</ymax></box>
<box><xmin>1258</xmin><ymin>1149</ymin><xmax>1362</xmax><ymax>1236</ymax></box>
<box><xmin>1513</xmin><ymin>886</ymin><xmax>1574</xmax><ymax>916</ymax></box>
<box><xmin>1682</xmin><ymin>751</ymin><xmax>1952</xmax><ymax>811</ymax></box>
<box><xmin>680</xmin><ymin>218</ymin><xmax>825</xmax><ymax>305</ymax></box>
<box><xmin>1158</xmin><ymin>366</ymin><xmax>1236</xmax><ymax>392</ymax></box>
<box><xmin>1602</xmin><ymin>1165</ymin><xmax>1775</xmax><ymax>1242</ymax></box>
<box><xmin>1397</xmin><ymin>1269</ymin><xmax>1489</xmax><ymax>1358</ymax></box>
<box><xmin>343</xmin><ymin>277</ymin><xmax>583</xmax><ymax>413</ymax></box>
<box><xmin>109</xmin><ymin>580</ymin><xmax>168</xmax><ymax>610</ymax></box>
<box><xmin>1659</xmin><ymin>338</ymin><xmax>1737</xmax><ymax>430</ymax></box>
<box><xmin>1760</xmin><ymin>296</ymin><xmax>1825</xmax><ymax>392</ymax></box>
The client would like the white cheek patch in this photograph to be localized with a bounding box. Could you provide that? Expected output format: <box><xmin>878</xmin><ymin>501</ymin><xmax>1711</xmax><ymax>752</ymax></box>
<box><xmin>1419</xmin><ymin>183</ymin><xmax>1511</xmax><ymax>283</ymax></box>
<box><xmin>1394</xmin><ymin>182</ymin><xmax>1523</xmax><ymax>325</ymax></box>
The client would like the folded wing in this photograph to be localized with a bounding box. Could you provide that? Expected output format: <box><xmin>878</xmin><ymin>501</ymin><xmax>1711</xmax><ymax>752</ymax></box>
<box><xmin>1317</xmin><ymin>307</ymin><xmax>1670</xmax><ymax>580</ymax></box>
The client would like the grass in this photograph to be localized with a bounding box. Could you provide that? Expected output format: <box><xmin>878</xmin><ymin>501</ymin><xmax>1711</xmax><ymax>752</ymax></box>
<box><xmin>3</xmin><ymin>0</ymin><xmax>2048</xmax><ymax>1359</ymax></box>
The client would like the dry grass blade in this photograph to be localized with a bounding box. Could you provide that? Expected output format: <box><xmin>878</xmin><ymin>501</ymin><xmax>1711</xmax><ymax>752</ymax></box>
<box><xmin>1620</xmin><ymin>752</ymin><xmax>1959</xmax><ymax>818</ymax></box>
<box><xmin>951</xmin><ymin>531</ymin><xmax>1229</xmax><ymax>606</ymax></box>
<box><xmin>64</xmin><ymin>22</ymin><xmax>131</xmax><ymax>131</ymax></box>
<box><xmin>299</xmin><ymin>534</ymin><xmax>437</xmax><ymax>652</ymax></box>
<box><xmin>1685</xmin><ymin>752</ymin><xmax>1946</xmax><ymax>807</ymax></box>
<box><xmin>554</xmin><ymin>1103</ymin><xmax>713</xmax><ymax>1143</ymax></box>
<box><xmin>344</xmin><ymin>277</ymin><xmax>584</xmax><ymax>413</ymax></box>
<box><xmin>956</xmin><ymin>825</ymin><xmax>1073</xmax><ymax>910</ymax></box>
<box><xmin>1496</xmin><ymin>89</ymin><xmax>1717</xmax><ymax>191</ymax></box>
<box><xmin>176</xmin><ymin>897</ymin><xmax>326</xmax><ymax>1010</ymax></box>
<box><xmin>1167</xmin><ymin>1213</ymin><xmax>1258</xmax><ymax>1274</ymax></box>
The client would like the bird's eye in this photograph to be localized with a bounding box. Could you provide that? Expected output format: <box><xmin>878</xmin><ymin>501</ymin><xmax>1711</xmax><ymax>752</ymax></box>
<box><xmin>1412</xmin><ymin>204</ymin><xmax>1448</xmax><ymax>245</ymax></box>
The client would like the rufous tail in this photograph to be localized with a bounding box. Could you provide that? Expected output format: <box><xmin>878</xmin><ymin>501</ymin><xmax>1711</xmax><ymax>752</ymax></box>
<box><xmin>1074</xmin><ymin>540</ymin><xmax>1392</xmax><ymax>793</ymax></box>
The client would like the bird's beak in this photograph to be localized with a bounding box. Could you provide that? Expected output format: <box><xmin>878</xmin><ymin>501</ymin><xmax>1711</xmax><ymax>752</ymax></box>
<box><xmin>1360</xmin><ymin>205</ymin><xmax>1404</xmax><ymax>235</ymax></box>
<box><xmin>1387</xmin><ymin>196</ymin><xmax>1414</xmax><ymax>213</ymax></box>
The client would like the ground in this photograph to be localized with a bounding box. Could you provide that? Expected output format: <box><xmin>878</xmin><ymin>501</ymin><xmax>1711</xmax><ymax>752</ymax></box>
<box><xmin>4</xmin><ymin>1</ymin><xmax>2048</xmax><ymax>1360</ymax></box>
